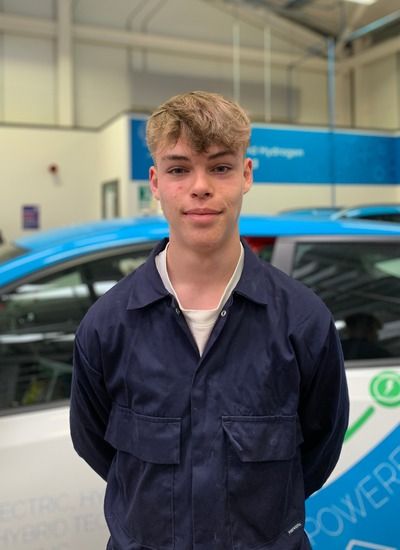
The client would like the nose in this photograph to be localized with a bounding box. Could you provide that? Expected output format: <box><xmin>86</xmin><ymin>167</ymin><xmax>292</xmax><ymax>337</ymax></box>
<box><xmin>190</xmin><ymin>171</ymin><xmax>213</xmax><ymax>199</ymax></box>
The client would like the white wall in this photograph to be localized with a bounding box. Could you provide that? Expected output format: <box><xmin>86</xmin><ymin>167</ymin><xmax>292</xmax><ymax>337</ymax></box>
<box><xmin>243</xmin><ymin>184</ymin><xmax>332</xmax><ymax>214</ymax></box>
<box><xmin>75</xmin><ymin>43</ymin><xmax>131</xmax><ymax>128</ymax></box>
<box><xmin>336</xmin><ymin>185</ymin><xmax>400</xmax><ymax>207</ymax></box>
<box><xmin>355</xmin><ymin>54</ymin><xmax>399</xmax><ymax>130</ymax></box>
<box><xmin>335</xmin><ymin>72</ymin><xmax>352</xmax><ymax>127</ymax></box>
<box><xmin>2</xmin><ymin>35</ymin><xmax>55</xmax><ymax>125</ymax></box>
<box><xmin>0</xmin><ymin>126</ymin><xmax>98</xmax><ymax>241</ymax></box>
<box><xmin>96</xmin><ymin>115</ymin><xmax>130</xmax><ymax>216</ymax></box>
<box><xmin>243</xmin><ymin>183</ymin><xmax>399</xmax><ymax>215</ymax></box>
<box><xmin>296</xmin><ymin>70</ymin><xmax>328</xmax><ymax>126</ymax></box>
<box><xmin>0</xmin><ymin>114</ymin><xmax>140</xmax><ymax>242</ymax></box>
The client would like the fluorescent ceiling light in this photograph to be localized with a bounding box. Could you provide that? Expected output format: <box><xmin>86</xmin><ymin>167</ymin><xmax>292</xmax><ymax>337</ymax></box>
<box><xmin>345</xmin><ymin>0</ymin><xmax>378</xmax><ymax>5</ymax></box>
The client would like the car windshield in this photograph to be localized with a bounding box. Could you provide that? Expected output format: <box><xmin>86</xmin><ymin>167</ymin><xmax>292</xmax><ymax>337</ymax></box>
<box><xmin>0</xmin><ymin>243</ymin><xmax>27</xmax><ymax>264</ymax></box>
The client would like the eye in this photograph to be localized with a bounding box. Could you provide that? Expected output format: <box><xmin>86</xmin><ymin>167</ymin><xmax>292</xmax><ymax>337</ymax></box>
<box><xmin>212</xmin><ymin>165</ymin><xmax>231</xmax><ymax>174</ymax></box>
<box><xmin>167</xmin><ymin>167</ymin><xmax>189</xmax><ymax>175</ymax></box>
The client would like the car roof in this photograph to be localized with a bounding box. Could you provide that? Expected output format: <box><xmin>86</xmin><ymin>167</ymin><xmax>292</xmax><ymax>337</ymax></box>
<box><xmin>15</xmin><ymin>217</ymin><xmax>170</xmax><ymax>250</ymax></box>
<box><xmin>278</xmin><ymin>207</ymin><xmax>342</xmax><ymax>217</ymax></box>
<box><xmin>334</xmin><ymin>204</ymin><xmax>400</xmax><ymax>219</ymax></box>
<box><xmin>1</xmin><ymin>214</ymin><xmax>400</xmax><ymax>287</ymax></box>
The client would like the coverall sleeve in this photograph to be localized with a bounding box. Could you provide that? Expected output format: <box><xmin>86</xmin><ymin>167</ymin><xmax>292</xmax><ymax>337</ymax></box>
<box><xmin>69</xmin><ymin>333</ymin><xmax>115</xmax><ymax>481</ymax></box>
<box><xmin>298</xmin><ymin>317</ymin><xmax>349</xmax><ymax>499</ymax></box>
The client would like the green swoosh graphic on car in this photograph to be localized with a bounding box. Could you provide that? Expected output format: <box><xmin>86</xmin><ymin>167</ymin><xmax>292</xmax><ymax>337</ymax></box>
<box><xmin>344</xmin><ymin>370</ymin><xmax>400</xmax><ymax>442</ymax></box>
<box><xmin>344</xmin><ymin>406</ymin><xmax>375</xmax><ymax>442</ymax></box>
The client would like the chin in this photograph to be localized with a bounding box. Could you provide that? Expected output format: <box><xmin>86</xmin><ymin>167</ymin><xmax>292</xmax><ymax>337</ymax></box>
<box><xmin>189</xmin><ymin>232</ymin><xmax>229</xmax><ymax>252</ymax></box>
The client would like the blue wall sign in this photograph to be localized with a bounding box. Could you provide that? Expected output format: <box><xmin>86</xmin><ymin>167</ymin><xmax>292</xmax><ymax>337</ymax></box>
<box><xmin>130</xmin><ymin>118</ymin><xmax>153</xmax><ymax>182</ymax></box>
<box><xmin>333</xmin><ymin>133</ymin><xmax>397</xmax><ymax>185</ymax></box>
<box><xmin>130</xmin><ymin>116</ymin><xmax>400</xmax><ymax>185</ymax></box>
<box><xmin>249</xmin><ymin>128</ymin><xmax>398</xmax><ymax>185</ymax></box>
<box><xmin>248</xmin><ymin>127</ymin><xmax>332</xmax><ymax>184</ymax></box>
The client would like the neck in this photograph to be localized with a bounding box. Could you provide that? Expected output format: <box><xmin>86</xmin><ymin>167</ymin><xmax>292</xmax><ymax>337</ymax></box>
<box><xmin>166</xmin><ymin>237</ymin><xmax>242</xmax><ymax>309</ymax></box>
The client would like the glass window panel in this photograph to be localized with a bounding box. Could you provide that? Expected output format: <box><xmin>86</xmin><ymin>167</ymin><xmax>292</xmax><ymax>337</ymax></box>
<box><xmin>0</xmin><ymin>247</ymin><xmax>151</xmax><ymax>412</ymax></box>
<box><xmin>292</xmin><ymin>242</ymin><xmax>400</xmax><ymax>361</ymax></box>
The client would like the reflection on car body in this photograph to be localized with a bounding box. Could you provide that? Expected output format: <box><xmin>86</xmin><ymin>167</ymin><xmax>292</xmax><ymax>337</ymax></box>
<box><xmin>0</xmin><ymin>215</ymin><xmax>399</xmax><ymax>549</ymax></box>
<box><xmin>278</xmin><ymin>206</ymin><xmax>343</xmax><ymax>217</ymax></box>
<box><xmin>280</xmin><ymin>203</ymin><xmax>400</xmax><ymax>224</ymax></box>
<box><xmin>332</xmin><ymin>203</ymin><xmax>400</xmax><ymax>223</ymax></box>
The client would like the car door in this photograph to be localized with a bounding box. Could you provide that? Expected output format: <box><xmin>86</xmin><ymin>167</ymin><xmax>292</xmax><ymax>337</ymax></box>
<box><xmin>272</xmin><ymin>236</ymin><xmax>400</xmax><ymax>550</ymax></box>
<box><xmin>0</xmin><ymin>244</ymin><xmax>153</xmax><ymax>550</ymax></box>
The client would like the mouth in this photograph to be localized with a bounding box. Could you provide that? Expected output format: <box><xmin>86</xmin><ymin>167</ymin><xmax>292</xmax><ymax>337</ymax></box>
<box><xmin>184</xmin><ymin>208</ymin><xmax>222</xmax><ymax>216</ymax></box>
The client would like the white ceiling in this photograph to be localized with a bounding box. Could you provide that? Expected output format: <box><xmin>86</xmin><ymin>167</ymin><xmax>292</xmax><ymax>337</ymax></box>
<box><xmin>217</xmin><ymin>0</ymin><xmax>400</xmax><ymax>41</ymax></box>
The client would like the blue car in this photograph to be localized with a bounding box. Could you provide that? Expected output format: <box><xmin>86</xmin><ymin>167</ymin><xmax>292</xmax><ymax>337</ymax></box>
<box><xmin>278</xmin><ymin>206</ymin><xmax>343</xmax><ymax>217</ymax></box>
<box><xmin>333</xmin><ymin>203</ymin><xmax>400</xmax><ymax>223</ymax></box>
<box><xmin>0</xmin><ymin>214</ymin><xmax>399</xmax><ymax>550</ymax></box>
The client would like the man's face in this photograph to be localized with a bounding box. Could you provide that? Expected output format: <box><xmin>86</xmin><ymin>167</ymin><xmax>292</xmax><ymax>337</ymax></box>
<box><xmin>149</xmin><ymin>137</ymin><xmax>253</xmax><ymax>252</ymax></box>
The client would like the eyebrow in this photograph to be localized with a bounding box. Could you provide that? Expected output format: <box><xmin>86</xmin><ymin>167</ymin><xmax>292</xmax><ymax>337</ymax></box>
<box><xmin>160</xmin><ymin>154</ymin><xmax>190</xmax><ymax>162</ymax></box>
<box><xmin>160</xmin><ymin>150</ymin><xmax>235</xmax><ymax>162</ymax></box>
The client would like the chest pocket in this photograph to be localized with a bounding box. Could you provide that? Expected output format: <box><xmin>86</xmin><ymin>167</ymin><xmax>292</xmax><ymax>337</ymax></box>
<box><xmin>105</xmin><ymin>404</ymin><xmax>181</xmax><ymax>549</ymax></box>
<box><xmin>222</xmin><ymin>415</ymin><xmax>304</xmax><ymax>549</ymax></box>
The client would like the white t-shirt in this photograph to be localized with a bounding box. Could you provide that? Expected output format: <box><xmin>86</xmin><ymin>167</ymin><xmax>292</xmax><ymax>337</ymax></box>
<box><xmin>155</xmin><ymin>244</ymin><xmax>244</xmax><ymax>356</ymax></box>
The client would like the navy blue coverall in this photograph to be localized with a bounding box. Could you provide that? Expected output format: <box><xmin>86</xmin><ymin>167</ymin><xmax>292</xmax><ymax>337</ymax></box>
<box><xmin>70</xmin><ymin>239</ymin><xmax>349</xmax><ymax>550</ymax></box>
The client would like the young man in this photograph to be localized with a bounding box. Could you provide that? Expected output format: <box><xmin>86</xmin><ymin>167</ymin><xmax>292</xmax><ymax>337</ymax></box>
<box><xmin>70</xmin><ymin>91</ymin><xmax>349</xmax><ymax>550</ymax></box>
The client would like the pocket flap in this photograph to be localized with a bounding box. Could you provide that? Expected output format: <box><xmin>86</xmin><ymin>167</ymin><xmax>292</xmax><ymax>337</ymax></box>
<box><xmin>105</xmin><ymin>404</ymin><xmax>181</xmax><ymax>464</ymax></box>
<box><xmin>222</xmin><ymin>415</ymin><xmax>298</xmax><ymax>462</ymax></box>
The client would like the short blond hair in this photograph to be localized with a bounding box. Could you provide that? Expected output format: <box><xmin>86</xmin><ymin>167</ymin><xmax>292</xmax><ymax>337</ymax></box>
<box><xmin>146</xmin><ymin>91</ymin><xmax>251</xmax><ymax>159</ymax></box>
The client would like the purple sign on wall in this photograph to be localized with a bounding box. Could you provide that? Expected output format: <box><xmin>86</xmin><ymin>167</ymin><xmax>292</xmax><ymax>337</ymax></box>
<box><xmin>22</xmin><ymin>205</ymin><xmax>40</xmax><ymax>230</ymax></box>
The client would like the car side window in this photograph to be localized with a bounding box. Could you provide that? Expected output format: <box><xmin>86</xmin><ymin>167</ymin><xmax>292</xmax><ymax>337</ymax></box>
<box><xmin>0</xmin><ymin>247</ymin><xmax>150</xmax><ymax>413</ymax></box>
<box><xmin>292</xmin><ymin>241</ymin><xmax>400</xmax><ymax>362</ymax></box>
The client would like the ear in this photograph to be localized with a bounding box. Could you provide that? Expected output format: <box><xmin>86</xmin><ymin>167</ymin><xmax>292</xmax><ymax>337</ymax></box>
<box><xmin>243</xmin><ymin>158</ymin><xmax>253</xmax><ymax>194</ymax></box>
<box><xmin>149</xmin><ymin>166</ymin><xmax>160</xmax><ymax>200</ymax></box>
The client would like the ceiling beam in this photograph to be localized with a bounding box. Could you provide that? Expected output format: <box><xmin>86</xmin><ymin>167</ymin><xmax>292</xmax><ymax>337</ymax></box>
<box><xmin>0</xmin><ymin>13</ymin><xmax>54</xmax><ymax>39</ymax></box>
<box><xmin>343</xmin><ymin>8</ymin><xmax>400</xmax><ymax>43</ymax></box>
<box><xmin>202</xmin><ymin>0</ymin><xmax>324</xmax><ymax>48</ymax></box>
<box><xmin>339</xmin><ymin>33</ymin><xmax>400</xmax><ymax>71</ymax></box>
<box><xmin>0</xmin><ymin>11</ymin><xmax>399</xmax><ymax>74</ymax></box>
<box><xmin>0</xmin><ymin>12</ymin><xmax>326</xmax><ymax>70</ymax></box>
<box><xmin>337</xmin><ymin>3</ymin><xmax>369</xmax><ymax>48</ymax></box>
